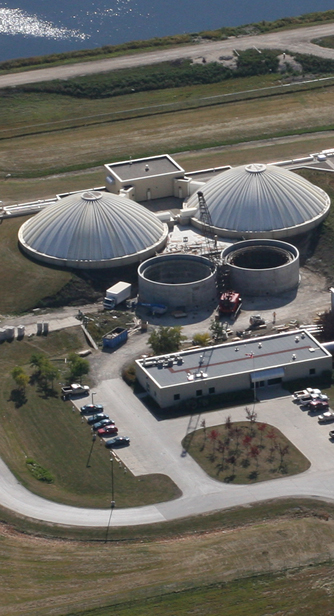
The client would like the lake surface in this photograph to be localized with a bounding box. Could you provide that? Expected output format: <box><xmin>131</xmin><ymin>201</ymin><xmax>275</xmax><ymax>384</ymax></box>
<box><xmin>0</xmin><ymin>1</ymin><xmax>333</xmax><ymax>61</ymax></box>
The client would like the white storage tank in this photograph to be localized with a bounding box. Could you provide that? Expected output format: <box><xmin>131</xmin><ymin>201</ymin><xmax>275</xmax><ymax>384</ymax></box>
<box><xmin>17</xmin><ymin>325</ymin><xmax>25</xmax><ymax>338</ymax></box>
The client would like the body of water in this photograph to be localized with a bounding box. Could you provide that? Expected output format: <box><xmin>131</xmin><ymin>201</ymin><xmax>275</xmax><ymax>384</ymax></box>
<box><xmin>0</xmin><ymin>1</ymin><xmax>333</xmax><ymax>61</ymax></box>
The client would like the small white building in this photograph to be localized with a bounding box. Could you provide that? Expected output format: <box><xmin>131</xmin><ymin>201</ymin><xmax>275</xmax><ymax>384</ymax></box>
<box><xmin>136</xmin><ymin>330</ymin><xmax>332</xmax><ymax>409</ymax></box>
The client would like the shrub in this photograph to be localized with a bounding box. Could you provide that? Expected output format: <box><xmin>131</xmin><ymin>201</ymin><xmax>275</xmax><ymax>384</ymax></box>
<box><xmin>26</xmin><ymin>458</ymin><xmax>54</xmax><ymax>483</ymax></box>
<box><xmin>122</xmin><ymin>362</ymin><xmax>137</xmax><ymax>386</ymax></box>
<box><xmin>192</xmin><ymin>333</ymin><xmax>212</xmax><ymax>347</ymax></box>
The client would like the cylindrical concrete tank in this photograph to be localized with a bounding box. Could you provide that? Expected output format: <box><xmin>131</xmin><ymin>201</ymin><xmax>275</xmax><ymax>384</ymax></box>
<box><xmin>138</xmin><ymin>254</ymin><xmax>217</xmax><ymax>310</ymax></box>
<box><xmin>222</xmin><ymin>239</ymin><xmax>299</xmax><ymax>296</ymax></box>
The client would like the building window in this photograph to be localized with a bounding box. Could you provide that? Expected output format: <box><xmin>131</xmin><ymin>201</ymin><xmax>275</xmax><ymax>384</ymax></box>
<box><xmin>309</xmin><ymin>368</ymin><xmax>316</xmax><ymax>375</ymax></box>
<box><xmin>196</xmin><ymin>389</ymin><xmax>202</xmax><ymax>397</ymax></box>
<box><xmin>174</xmin><ymin>393</ymin><xmax>180</xmax><ymax>401</ymax></box>
<box><xmin>268</xmin><ymin>377</ymin><xmax>282</xmax><ymax>385</ymax></box>
<box><xmin>208</xmin><ymin>387</ymin><xmax>215</xmax><ymax>395</ymax></box>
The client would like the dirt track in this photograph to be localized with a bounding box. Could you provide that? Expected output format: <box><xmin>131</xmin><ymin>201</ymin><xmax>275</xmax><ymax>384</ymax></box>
<box><xmin>1</xmin><ymin>23</ymin><xmax>334</xmax><ymax>88</ymax></box>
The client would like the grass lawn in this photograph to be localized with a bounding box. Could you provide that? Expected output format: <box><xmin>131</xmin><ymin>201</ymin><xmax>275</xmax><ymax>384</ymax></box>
<box><xmin>183</xmin><ymin>420</ymin><xmax>310</xmax><ymax>483</ymax></box>
<box><xmin>0</xmin><ymin>215</ymin><xmax>72</xmax><ymax>314</ymax></box>
<box><xmin>0</xmin><ymin>329</ymin><xmax>180</xmax><ymax>508</ymax></box>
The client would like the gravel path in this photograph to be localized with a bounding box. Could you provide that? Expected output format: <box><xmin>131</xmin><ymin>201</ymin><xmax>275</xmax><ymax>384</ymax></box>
<box><xmin>1</xmin><ymin>23</ymin><xmax>334</xmax><ymax>89</ymax></box>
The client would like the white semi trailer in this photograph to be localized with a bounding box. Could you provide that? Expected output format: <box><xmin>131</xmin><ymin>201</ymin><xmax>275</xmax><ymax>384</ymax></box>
<box><xmin>104</xmin><ymin>281</ymin><xmax>132</xmax><ymax>309</ymax></box>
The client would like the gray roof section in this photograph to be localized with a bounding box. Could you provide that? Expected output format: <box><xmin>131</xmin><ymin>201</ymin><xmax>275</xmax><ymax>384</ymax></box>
<box><xmin>18</xmin><ymin>191</ymin><xmax>168</xmax><ymax>266</ymax></box>
<box><xmin>106</xmin><ymin>155</ymin><xmax>184</xmax><ymax>181</ymax></box>
<box><xmin>186</xmin><ymin>164</ymin><xmax>330</xmax><ymax>234</ymax></box>
<box><xmin>138</xmin><ymin>330</ymin><xmax>329</xmax><ymax>389</ymax></box>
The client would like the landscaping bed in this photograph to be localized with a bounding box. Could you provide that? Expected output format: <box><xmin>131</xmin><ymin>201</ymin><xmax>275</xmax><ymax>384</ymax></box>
<box><xmin>183</xmin><ymin>415</ymin><xmax>310</xmax><ymax>483</ymax></box>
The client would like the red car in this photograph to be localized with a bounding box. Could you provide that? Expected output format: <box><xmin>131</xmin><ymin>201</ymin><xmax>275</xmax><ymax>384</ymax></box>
<box><xmin>97</xmin><ymin>425</ymin><xmax>118</xmax><ymax>437</ymax></box>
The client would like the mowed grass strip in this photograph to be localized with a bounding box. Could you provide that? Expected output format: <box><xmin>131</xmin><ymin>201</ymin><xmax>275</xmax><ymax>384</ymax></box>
<box><xmin>0</xmin><ymin>330</ymin><xmax>180</xmax><ymax>508</ymax></box>
<box><xmin>0</xmin><ymin>513</ymin><xmax>334</xmax><ymax>616</ymax></box>
<box><xmin>2</xmin><ymin>82</ymin><xmax>334</xmax><ymax>177</ymax></box>
<box><xmin>0</xmin><ymin>74</ymin><xmax>282</xmax><ymax>134</ymax></box>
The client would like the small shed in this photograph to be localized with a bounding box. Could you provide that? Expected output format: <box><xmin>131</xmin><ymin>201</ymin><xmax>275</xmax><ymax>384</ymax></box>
<box><xmin>102</xmin><ymin>327</ymin><xmax>128</xmax><ymax>350</ymax></box>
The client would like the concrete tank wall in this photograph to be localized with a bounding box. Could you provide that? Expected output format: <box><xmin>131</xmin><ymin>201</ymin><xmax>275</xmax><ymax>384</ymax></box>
<box><xmin>138</xmin><ymin>254</ymin><xmax>217</xmax><ymax>309</ymax></box>
<box><xmin>222</xmin><ymin>239</ymin><xmax>299</xmax><ymax>297</ymax></box>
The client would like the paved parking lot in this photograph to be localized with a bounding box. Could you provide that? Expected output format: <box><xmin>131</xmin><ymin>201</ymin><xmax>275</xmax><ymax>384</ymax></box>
<box><xmin>78</xmin><ymin>379</ymin><xmax>334</xmax><ymax>522</ymax></box>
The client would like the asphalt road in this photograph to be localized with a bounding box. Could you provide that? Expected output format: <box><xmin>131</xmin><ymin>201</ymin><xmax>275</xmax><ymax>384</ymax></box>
<box><xmin>1</xmin><ymin>23</ymin><xmax>334</xmax><ymax>89</ymax></box>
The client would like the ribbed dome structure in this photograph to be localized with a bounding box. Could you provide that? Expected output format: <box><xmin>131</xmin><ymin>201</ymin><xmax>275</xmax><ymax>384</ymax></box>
<box><xmin>186</xmin><ymin>164</ymin><xmax>330</xmax><ymax>239</ymax></box>
<box><xmin>18</xmin><ymin>191</ymin><xmax>168</xmax><ymax>269</ymax></box>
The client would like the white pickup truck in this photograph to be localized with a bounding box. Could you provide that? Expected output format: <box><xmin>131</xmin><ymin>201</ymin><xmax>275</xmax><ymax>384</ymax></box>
<box><xmin>61</xmin><ymin>383</ymin><xmax>90</xmax><ymax>400</ymax></box>
<box><xmin>293</xmin><ymin>387</ymin><xmax>322</xmax><ymax>402</ymax></box>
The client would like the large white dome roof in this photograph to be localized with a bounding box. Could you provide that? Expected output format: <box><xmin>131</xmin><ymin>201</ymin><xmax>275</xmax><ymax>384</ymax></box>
<box><xmin>186</xmin><ymin>164</ymin><xmax>330</xmax><ymax>239</ymax></box>
<box><xmin>18</xmin><ymin>191</ymin><xmax>168</xmax><ymax>269</ymax></box>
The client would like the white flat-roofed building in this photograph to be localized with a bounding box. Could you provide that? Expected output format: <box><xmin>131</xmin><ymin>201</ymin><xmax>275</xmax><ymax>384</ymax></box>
<box><xmin>136</xmin><ymin>330</ymin><xmax>332</xmax><ymax>409</ymax></box>
<box><xmin>105</xmin><ymin>154</ymin><xmax>189</xmax><ymax>201</ymax></box>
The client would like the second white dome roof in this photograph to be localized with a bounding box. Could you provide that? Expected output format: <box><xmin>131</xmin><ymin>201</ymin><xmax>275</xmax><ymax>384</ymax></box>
<box><xmin>186</xmin><ymin>164</ymin><xmax>330</xmax><ymax>238</ymax></box>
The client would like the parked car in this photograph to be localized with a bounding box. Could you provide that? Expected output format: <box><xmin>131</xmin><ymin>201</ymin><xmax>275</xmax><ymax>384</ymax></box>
<box><xmin>87</xmin><ymin>413</ymin><xmax>110</xmax><ymax>425</ymax></box>
<box><xmin>293</xmin><ymin>388</ymin><xmax>322</xmax><ymax>402</ymax></box>
<box><xmin>92</xmin><ymin>418</ymin><xmax>115</xmax><ymax>431</ymax></box>
<box><xmin>318</xmin><ymin>411</ymin><xmax>334</xmax><ymax>424</ymax></box>
<box><xmin>97</xmin><ymin>425</ymin><xmax>118</xmax><ymax>437</ymax></box>
<box><xmin>329</xmin><ymin>430</ymin><xmax>334</xmax><ymax>440</ymax></box>
<box><xmin>80</xmin><ymin>404</ymin><xmax>104</xmax><ymax>415</ymax></box>
<box><xmin>310</xmin><ymin>393</ymin><xmax>329</xmax><ymax>403</ymax></box>
<box><xmin>105</xmin><ymin>436</ymin><xmax>130</xmax><ymax>448</ymax></box>
<box><xmin>307</xmin><ymin>399</ymin><xmax>329</xmax><ymax>413</ymax></box>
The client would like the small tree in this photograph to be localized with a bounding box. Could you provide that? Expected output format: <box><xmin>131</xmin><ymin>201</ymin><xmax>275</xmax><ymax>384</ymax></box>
<box><xmin>209</xmin><ymin>429</ymin><xmax>219</xmax><ymax>455</ymax></box>
<box><xmin>41</xmin><ymin>361</ymin><xmax>59</xmax><ymax>391</ymax></box>
<box><xmin>67</xmin><ymin>353</ymin><xmax>89</xmax><ymax>382</ymax></box>
<box><xmin>200</xmin><ymin>419</ymin><xmax>207</xmax><ymax>450</ymax></box>
<box><xmin>225</xmin><ymin>415</ymin><xmax>232</xmax><ymax>432</ymax></box>
<box><xmin>275</xmin><ymin>443</ymin><xmax>289</xmax><ymax>471</ymax></box>
<box><xmin>245</xmin><ymin>406</ymin><xmax>257</xmax><ymax>424</ymax></box>
<box><xmin>192</xmin><ymin>332</ymin><xmax>211</xmax><ymax>347</ymax></box>
<box><xmin>257</xmin><ymin>422</ymin><xmax>267</xmax><ymax>447</ymax></box>
<box><xmin>30</xmin><ymin>352</ymin><xmax>45</xmax><ymax>376</ymax></box>
<box><xmin>209</xmin><ymin>319</ymin><xmax>227</xmax><ymax>341</ymax></box>
<box><xmin>11</xmin><ymin>366</ymin><xmax>29</xmax><ymax>392</ymax></box>
<box><xmin>148</xmin><ymin>326</ymin><xmax>186</xmax><ymax>355</ymax></box>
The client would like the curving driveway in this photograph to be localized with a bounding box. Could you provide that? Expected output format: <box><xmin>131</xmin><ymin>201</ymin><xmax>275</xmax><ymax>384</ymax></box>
<box><xmin>2</xmin><ymin>380</ymin><xmax>334</xmax><ymax>527</ymax></box>
<box><xmin>1</xmin><ymin>23</ymin><xmax>334</xmax><ymax>89</ymax></box>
